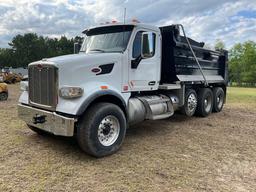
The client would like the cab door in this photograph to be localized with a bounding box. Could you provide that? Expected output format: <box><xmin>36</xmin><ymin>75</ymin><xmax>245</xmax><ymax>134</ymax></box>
<box><xmin>128</xmin><ymin>30</ymin><xmax>161</xmax><ymax>91</ymax></box>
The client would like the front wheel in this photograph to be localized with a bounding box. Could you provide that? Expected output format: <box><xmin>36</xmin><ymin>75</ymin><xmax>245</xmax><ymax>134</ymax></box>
<box><xmin>77</xmin><ymin>102</ymin><xmax>127</xmax><ymax>157</ymax></box>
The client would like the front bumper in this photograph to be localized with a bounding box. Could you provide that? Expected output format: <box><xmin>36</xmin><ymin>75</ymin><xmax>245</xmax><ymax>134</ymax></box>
<box><xmin>18</xmin><ymin>104</ymin><xmax>77</xmax><ymax>136</ymax></box>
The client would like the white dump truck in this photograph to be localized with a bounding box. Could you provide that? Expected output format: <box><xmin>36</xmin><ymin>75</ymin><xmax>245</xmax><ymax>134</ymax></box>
<box><xmin>18</xmin><ymin>23</ymin><xmax>228</xmax><ymax>157</ymax></box>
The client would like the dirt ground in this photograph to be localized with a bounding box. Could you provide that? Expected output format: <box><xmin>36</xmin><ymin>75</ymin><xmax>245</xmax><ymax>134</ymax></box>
<box><xmin>0</xmin><ymin>84</ymin><xmax>256</xmax><ymax>192</ymax></box>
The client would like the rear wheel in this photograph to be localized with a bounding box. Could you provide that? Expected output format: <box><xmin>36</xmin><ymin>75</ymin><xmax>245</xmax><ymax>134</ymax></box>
<box><xmin>213</xmin><ymin>87</ymin><xmax>224</xmax><ymax>112</ymax></box>
<box><xmin>77</xmin><ymin>102</ymin><xmax>127</xmax><ymax>157</ymax></box>
<box><xmin>0</xmin><ymin>92</ymin><xmax>8</xmax><ymax>101</ymax></box>
<box><xmin>181</xmin><ymin>89</ymin><xmax>197</xmax><ymax>117</ymax></box>
<box><xmin>196</xmin><ymin>88</ymin><xmax>213</xmax><ymax>117</ymax></box>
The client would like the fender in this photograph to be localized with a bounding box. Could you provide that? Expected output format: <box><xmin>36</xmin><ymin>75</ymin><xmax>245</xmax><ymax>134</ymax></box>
<box><xmin>76</xmin><ymin>90</ymin><xmax>127</xmax><ymax>116</ymax></box>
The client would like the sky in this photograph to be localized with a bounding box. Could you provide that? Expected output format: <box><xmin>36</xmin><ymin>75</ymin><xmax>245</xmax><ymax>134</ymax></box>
<box><xmin>0</xmin><ymin>0</ymin><xmax>256</xmax><ymax>49</ymax></box>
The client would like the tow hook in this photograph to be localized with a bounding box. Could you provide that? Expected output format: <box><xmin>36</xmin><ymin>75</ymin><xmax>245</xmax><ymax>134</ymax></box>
<box><xmin>33</xmin><ymin>114</ymin><xmax>46</xmax><ymax>124</ymax></box>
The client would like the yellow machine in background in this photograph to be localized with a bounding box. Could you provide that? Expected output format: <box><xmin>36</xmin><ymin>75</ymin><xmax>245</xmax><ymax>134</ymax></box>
<box><xmin>0</xmin><ymin>76</ymin><xmax>8</xmax><ymax>101</ymax></box>
<box><xmin>0</xmin><ymin>72</ymin><xmax>22</xmax><ymax>84</ymax></box>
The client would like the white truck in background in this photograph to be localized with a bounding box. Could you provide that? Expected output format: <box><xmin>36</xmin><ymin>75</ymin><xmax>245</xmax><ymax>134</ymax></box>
<box><xmin>18</xmin><ymin>22</ymin><xmax>228</xmax><ymax>157</ymax></box>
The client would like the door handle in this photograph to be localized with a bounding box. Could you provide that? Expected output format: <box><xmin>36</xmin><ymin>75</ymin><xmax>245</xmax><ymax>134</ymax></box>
<box><xmin>148</xmin><ymin>81</ymin><xmax>156</xmax><ymax>86</ymax></box>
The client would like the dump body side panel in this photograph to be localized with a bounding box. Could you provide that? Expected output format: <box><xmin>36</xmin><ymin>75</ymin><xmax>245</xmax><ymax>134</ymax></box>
<box><xmin>160</xmin><ymin>25</ymin><xmax>228</xmax><ymax>85</ymax></box>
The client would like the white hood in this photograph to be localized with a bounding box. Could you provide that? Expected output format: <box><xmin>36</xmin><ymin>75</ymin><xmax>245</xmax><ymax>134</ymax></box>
<box><xmin>40</xmin><ymin>52</ymin><xmax>121</xmax><ymax>67</ymax></box>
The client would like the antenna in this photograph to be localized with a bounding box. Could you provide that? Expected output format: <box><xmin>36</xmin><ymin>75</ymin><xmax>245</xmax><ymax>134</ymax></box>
<box><xmin>123</xmin><ymin>8</ymin><xmax>126</xmax><ymax>24</ymax></box>
<box><xmin>122</xmin><ymin>8</ymin><xmax>126</xmax><ymax>53</ymax></box>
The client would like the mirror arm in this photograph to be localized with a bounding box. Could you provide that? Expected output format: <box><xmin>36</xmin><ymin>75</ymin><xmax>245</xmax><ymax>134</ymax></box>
<box><xmin>131</xmin><ymin>55</ymin><xmax>142</xmax><ymax>69</ymax></box>
<box><xmin>74</xmin><ymin>43</ymin><xmax>81</xmax><ymax>54</ymax></box>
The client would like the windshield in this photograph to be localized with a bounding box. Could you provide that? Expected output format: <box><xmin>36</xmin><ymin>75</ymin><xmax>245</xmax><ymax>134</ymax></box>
<box><xmin>80</xmin><ymin>25</ymin><xmax>134</xmax><ymax>53</ymax></box>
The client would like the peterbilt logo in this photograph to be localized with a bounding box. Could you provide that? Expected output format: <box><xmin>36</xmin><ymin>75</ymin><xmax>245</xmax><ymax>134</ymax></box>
<box><xmin>37</xmin><ymin>64</ymin><xmax>49</xmax><ymax>71</ymax></box>
<box><xmin>91</xmin><ymin>67</ymin><xmax>102</xmax><ymax>74</ymax></box>
<box><xmin>37</xmin><ymin>64</ymin><xmax>43</xmax><ymax>71</ymax></box>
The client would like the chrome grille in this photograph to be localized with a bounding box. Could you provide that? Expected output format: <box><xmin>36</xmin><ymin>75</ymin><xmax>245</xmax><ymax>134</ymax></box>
<box><xmin>28</xmin><ymin>64</ymin><xmax>58</xmax><ymax>110</ymax></box>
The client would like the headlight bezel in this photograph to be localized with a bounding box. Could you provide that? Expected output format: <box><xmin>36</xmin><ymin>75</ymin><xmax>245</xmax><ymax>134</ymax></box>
<box><xmin>59</xmin><ymin>86</ymin><xmax>84</xmax><ymax>99</ymax></box>
<box><xmin>20</xmin><ymin>81</ymin><xmax>29</xmax><ymax>91</ymax></box>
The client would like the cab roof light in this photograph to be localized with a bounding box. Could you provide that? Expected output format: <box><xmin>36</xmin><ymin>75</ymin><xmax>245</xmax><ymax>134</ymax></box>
<box><xmin>100</xmin><ymin>86</ymin><xmax>108</xmax><ymax>90</ymax></box>
<box><xmin>131</xmin><ymin>18</ymin><xmax>140</xmax><ymax>23</ymax></box>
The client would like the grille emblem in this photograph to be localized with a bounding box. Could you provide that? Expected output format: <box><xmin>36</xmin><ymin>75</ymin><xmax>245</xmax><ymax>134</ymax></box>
<box><xmin>37</xmin><ymin>64</ymin><xmax>43</xmax><ymax>71</ymax></box>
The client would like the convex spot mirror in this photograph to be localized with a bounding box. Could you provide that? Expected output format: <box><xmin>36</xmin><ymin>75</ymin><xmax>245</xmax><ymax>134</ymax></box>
<box><xmin>141</xmin><ymin>32</ymin><xmax>156</xmax><ymax>59</ymax></box>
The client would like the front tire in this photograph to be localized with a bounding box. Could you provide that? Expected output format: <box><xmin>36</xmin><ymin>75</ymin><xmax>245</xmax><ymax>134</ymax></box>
<box><xmin>77</xmin><ymin>102</ymin><xmax>127</xmax><ymax>157</ymax></box>
<box><xmin>196</xmin><ymin>88</ymin><xmax>213</xmax><ymax>117</ymax></box>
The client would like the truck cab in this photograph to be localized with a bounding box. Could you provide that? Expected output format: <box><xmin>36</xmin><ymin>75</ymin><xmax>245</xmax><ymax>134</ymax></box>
<box><xmin>18</xmin><ymin>23</ymin><xmax>228</xmax><ymax>157</ymax></box>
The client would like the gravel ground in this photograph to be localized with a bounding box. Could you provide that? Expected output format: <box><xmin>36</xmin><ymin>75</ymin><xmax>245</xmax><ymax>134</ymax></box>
<box><xmin>0</xmin><ymin>84</ymin><xmax>256</xmax><ymax>192</ymax></box>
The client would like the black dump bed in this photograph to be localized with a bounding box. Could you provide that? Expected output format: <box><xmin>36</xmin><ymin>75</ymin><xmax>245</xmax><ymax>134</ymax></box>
<box><xmin>159</xmin><ymin>25</ymin><xmax>228</xmax><ymax>85</ymax></box>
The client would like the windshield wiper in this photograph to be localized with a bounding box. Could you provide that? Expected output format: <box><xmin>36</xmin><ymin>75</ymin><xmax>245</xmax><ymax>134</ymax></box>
<box><xmin>89</xmin><ymin>49</ymin><xmax>106</xmax><ymax>53</ymax></box>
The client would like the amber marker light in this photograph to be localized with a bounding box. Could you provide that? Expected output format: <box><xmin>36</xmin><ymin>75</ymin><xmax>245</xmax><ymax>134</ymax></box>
<box><xmin>100</xmin><ymin>86</ymin><xmax>108</xmax><ymax>90</ymax></box>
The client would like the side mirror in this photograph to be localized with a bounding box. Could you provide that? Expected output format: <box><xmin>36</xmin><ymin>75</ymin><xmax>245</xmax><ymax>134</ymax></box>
<box><xmin>74</xmin><ymin>43</ymin><xmax>81</xmax><ymax>54</ymax></box>
<box><xmin>141</xmin><ymin>32</ymin><xmax>156</xmax><ymax>59</ymax></box>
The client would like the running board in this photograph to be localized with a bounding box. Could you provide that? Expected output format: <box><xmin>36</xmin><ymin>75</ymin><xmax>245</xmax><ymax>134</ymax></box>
<box><xmin>151</xmin><ymin>112</ymin><xmax>174</xmax><ymax>120</ymax></box>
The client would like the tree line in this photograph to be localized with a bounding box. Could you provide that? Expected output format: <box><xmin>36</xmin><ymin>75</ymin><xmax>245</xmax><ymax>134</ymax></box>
<box><xmin>0</xmin><ymin>33</ymin><xmax>256</xmax><ymax>85</ymax></box>
<box><xmin>0</xmin><ymin>33</ymin><xmax>83</xmax><ymax>69</ymax></box>
<box><xmin>214</xmin><ymin>39</ymin><xmax>256</xmax><ymax>86</ymax></box>
<box><xmin>229</xmin><ymin>41</ymin><xmax>256</xmax><ymax>86</ymax></box>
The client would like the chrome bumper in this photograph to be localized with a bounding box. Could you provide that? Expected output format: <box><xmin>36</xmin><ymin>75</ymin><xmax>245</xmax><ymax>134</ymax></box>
<box><xmin>18</xmin><ymin>104</ymin><xmax>76</xmax><ymax>136</ymax></box>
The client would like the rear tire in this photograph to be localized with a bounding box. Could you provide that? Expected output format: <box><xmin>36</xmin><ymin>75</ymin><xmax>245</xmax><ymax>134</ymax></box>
<box><xmin>77</xmin><ymin>102</ymin><xmax>127</xmax><ymax>157</ymax></box>
<box><xmin>0</xmin><ymin>92</ymin><xmax>8</xmax><ymax>101</ymax></box>
<box><xmin>180</xmin><ymin>89</ymin><xmax>197</xmax><ymax>117</ymax></box>
<box><xmin>196</xmin><ymin>88</ymin><xmax>213</xmax><ymax>117</ymax></box>
<box><xmin>212</xmin><ymin>87</ymin><xmax>225</xmax><ymax>112</ymax></box>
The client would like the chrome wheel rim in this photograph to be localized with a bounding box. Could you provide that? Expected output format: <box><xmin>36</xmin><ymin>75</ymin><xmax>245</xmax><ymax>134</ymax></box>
<box><xmin>97</xmin><ymin>115</ymin><xmax>120</xmax><ymax>146</ymax></box>
<box><xmin>187</xmin><ymin>93</ymin><xmax>197</xmax><ymax>113</ymax></box>
<box><xmin>204</xmin><ymin>95</ymin><xmax>212</xmax><ymax>112</ymax></box>
<box><xmin>217</xmin><ymin>94</ymin><xmax>224</xmax><ymax>109</ymax></box>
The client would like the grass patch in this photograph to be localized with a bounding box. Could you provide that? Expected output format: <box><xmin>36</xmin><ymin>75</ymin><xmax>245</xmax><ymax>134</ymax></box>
<box><xmin>227</xmin><ymin>87</ymin><xmax>256</xmax><ymax>106</ymax></box>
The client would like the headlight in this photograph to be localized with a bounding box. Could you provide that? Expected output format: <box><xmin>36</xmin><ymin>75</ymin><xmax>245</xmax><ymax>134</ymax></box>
<box><xmin>20</xmin><ymin>81</ymin><xmax>28</xmax><ymax>91</ymax></box>
<box><xmin>59</xmin><ymin>86</ymin><xmax>84</xmax><ymax>99</ymax></box>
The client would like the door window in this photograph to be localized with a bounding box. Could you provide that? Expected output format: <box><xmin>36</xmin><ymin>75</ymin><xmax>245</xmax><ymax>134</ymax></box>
<box><xmin>132</xmin><ymin>31</ymin><xmax>156</xmax><ymax>59</ymax></box>
<box><xmin>132</xmin><ymin>31</ymin><xmax>142</xmax><ymax>58</ymax></box>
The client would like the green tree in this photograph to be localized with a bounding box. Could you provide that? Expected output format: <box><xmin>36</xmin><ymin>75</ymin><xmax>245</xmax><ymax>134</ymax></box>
<box><xmin>0</xmin><ymin>48</ymin><xmax>15</xmax><ymax>68</ymax></box>
<box><xmin>229</xmin><ymin>41</ymin><xmax>256</xmax><ymax>86</ymax></box>
<box><xmin>215</xmin><ymin>39</ymin><xmax>225</xmax><ymax>50</ymax></box>
<box><xmin>0</xmin><ymin>33</ymin><xmax>83</xmax><ymax>68</ymax></box>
